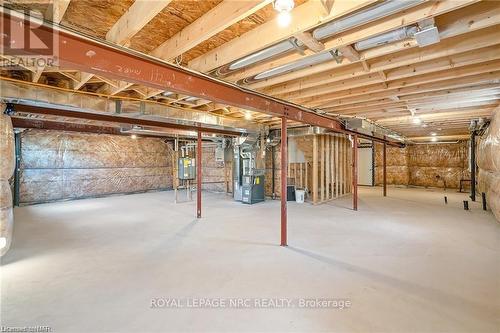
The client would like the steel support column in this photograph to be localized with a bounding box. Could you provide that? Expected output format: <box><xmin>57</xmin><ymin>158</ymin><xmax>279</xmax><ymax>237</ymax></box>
<box><xmin>383</xmin><ymin>142</ymin><xmax>387</xmax><ymax>197</ymax></box>
<box><xmin>197</xmin><ymin>130</ymin><xmax>202</xmax><ymax>218</ymax></box>
<box><xmin>352</xmin><ymin>134</ymin><xmax>358</xmax><ymax>211</ymax></box>
<box><xmin>470</xmin><ymin>131</ymin><xmax>476</xmax><ymax>202</ymax></box>
<box><xmin>280</xmin><ymin>118</ymin><xmax>287</xmax><ymax>246</ymax></box>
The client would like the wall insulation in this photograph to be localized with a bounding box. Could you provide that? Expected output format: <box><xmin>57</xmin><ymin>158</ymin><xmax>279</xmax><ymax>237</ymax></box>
<box><xmin>374</xmin><ymin>146</ymin><xmax>409</xmax><ymax>185</ymax></box>
<box><xmin>375</xmin><ymin>142</ymin><xmax>469</xmax><ymax>189</ymax></box>
<box><xmin>200</xmin><ymin>145</ymin><xmax>230</xmax><ymax>192</ymax></box>
<box><xmin>477</xmin><ymin>107</ymin><xmax>500</xmax><ymax>222</ymax></box>
<box><xmin>19</xmin><ymin>130</ymin><xmax>173</xmax><ymax>204</ymax></box>
<box><xmin>0</xmin><ymin>110</ymin><xmax>15</xmax><ymax>257</ymax></box>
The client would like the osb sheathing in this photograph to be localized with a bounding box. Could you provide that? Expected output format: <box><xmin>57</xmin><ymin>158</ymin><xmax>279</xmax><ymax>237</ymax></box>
<box><xmin>130</xmin><ymin>0</ymin><xmax>222</xmax><ymax>55</ymax></box>
<box><xmin>477</xmin><ymin>107</ymin><xmax>500</xmax><ymax>221</ymax></box>
<box><xmin>62</xmin><ymin>0</ymin><xmax>134</xmax><ymax>39</ymax></box>
<box><xmin>20</xmin><ymin>130</ymin><xmax>173</xmax><ymax>204</ymax></box>
<box><xmin>182</xmin><ymin>3</ymin><xmax>276</xmax><ymax>63</ymax></box>
<box><xmin>374</xmin><ymin>142</ymin><xmax>469</xmax><ymax>189</ymax></box>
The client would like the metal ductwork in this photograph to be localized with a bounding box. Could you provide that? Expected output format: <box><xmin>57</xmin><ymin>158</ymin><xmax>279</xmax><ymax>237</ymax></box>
<box><xmin>226</xmin><ymin>0</ymin><xmax>425</xmax><ymax>81</ymax></box>
<box><xmin>343</xmin><ymin>118</ymin><xmax>405</xmax><ymax>142</ymax></box>
<box><xmin>354</xmin><ymin>26</ymin><xmax>418</xmax><ymax>51</ymax></box>
<box><xmin>312</xmin><ymin>0</ymin><xmax>424</xmax><ymax>40</ymax></box>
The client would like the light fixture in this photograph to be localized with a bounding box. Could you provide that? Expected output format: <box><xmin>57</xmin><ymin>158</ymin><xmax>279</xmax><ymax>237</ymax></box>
<box><xmin>273</xmin><ymin>0</ymin><xmax>294</xmax><ymax>27</ymax></box>
<box><xmin>244</xmin><ymin>112</ymin><xmax>252</xmax><ymax>120</ymax></box>
<box><xmin>431</xmin><ymin>137</ymin><xmax>438</xmax><ymax>142</ymax></box>
<box><xmin>412</xmin><ymin>117</ymin><xmax>422</xmax><ymax>125</ymax></box>
<box><xmin>277</xmin><ymin>11</ymin><xmax>292</xmax><ymax>27</ymax></box>
<box><xmin>430</xmin><ymin>132</ymin><xmax>437</xmax><ymax>136</ymax></box>
<box><xmin>131</xmin><ymin>134</ymin><xmax>138</xmax><ymax>139</ymax></box>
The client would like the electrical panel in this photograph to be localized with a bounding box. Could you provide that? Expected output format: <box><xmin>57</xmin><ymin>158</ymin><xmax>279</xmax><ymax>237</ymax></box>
<box><xmin>178</xmin><ymin>157</ymin><xmax>196</xmax><ymax>180</ymax></box>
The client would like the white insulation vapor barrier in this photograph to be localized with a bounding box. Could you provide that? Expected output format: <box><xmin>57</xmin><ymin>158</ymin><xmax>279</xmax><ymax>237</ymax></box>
<box><xmin>0</xmin><ymin>106</ymin><xmax>15</xmax><ymax>257</ymax></box>
<box><xmin>477</xmin><ymin>107</ymin><xmax>500</xmax><ymax>222</ymax></box>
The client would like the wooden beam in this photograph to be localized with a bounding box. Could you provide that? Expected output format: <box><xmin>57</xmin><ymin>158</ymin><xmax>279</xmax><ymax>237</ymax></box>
<box><xmin>151</xmin><ymin>0</ymin><xmax>271</xmax><ymax>61</ymax></box>
<box><xmin>339</xmin><ymin>45</ymin><xmax>360</xmax><ymax>62</ymax></box>
<box><xmin>262</xmin><ymin>21</ymin><xmax>500</xmax><ymax>95</ymax></box>
<box><xmin>106</xmin><ymin>0</ymin><xmax>173</xmax><ymax>46</ymax></box>
<box><xmin>188</xmin><ymin>0</ymin><xmax>377</xmax><ymax>72</ymax></box>
<box><xmin>305</xmin><ymin>60</ymin><xmax>500</xmax><ymax>107</ymax></box>
<box><xmin>31</xmin><ymin>67</ymin><xmax>44</xmax><ymax>83</ymax></box>
<box><xmin>279</xmin><ymin>46</ymin><xmax>500</xmax><ymax>101</ymax></box>
<box><xmin>294</xmin><ymin>32</ymin><xmax>325</xmax><ymax>53</ymax></box>
<box><xmin>45</xmin><ymin>0</ymin><xmax>71</xmax><ymax>22</ymax></box>
<box><xmin>35</xmin><ymin>0</ymin><xmax>71</xmax><ymax>83</ymax></box>
<box><xmin>320</xmin><ymin>0</ymin><xmax>336</xmax><ymax>15</ymax></box>
<box><xmin>226</xmin><ymin>0</ymin><xmax>481</xmax><ymax>84</ymax></box>
<box><xmin>73</xmin><ymin>72</ymin><xmax>93</xmax><ymax>90</ymax></box>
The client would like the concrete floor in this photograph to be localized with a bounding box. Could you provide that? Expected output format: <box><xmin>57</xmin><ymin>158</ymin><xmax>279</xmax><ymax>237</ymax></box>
<box><xmin>1</xmin><ymin>187</ymin><xmax>499</xmax><ymax>332</ymax></box>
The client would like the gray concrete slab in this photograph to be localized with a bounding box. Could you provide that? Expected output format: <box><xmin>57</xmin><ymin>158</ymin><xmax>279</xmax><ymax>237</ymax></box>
<box><xmin>1</xmin><ymin>187</ymin><xmax>499</xmax><ymax>332</ymax></box>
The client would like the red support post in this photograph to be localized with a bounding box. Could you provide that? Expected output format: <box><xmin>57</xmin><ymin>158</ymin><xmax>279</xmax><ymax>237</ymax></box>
<box><xmin>383</xmin><ymin>142</ymin><xmax>387</xmax><ymax>197</ymax></box>
<box><xmin>280</xmin><ymin>118</ymin><xmax>288</xmax><ymax>246</ymax></box>
<box><xmin>352</xmin><ymin>134</ymin><xmax>358</xmax><ymax>211</ymax></box>
<box><xmin>197</xmin><ymin>130</ymin><xmax>202</xmax><ymax>219</ymax></box>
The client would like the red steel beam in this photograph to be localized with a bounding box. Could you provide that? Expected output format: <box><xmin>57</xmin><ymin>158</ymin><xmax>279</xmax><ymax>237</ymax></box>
<box><xmin>280</xmin><ymin>118</ymin><xmax>287</xmax><ymax>246</ymax></box>
<box><xmin>352</xmin><ymin>134</ymin><xmax>358</xmax><ymax>211</ymax></box>
<box><xmin>1</xmin><ymin>10</ymin><xmax>343</xmax><ymax>132</ymax></box>
<box><xmin>197</xmin><ymin>130</ymin><xmax>202</xmax><ymax>219</ymax></box>
<box><xmin>11</xmin><ymin>103</ymin><xmax>241</xmax><ymax>136</ymax></box>
<box><xmin>383</xmin><ymin>141</ymin><xmax>387</xmax><ymax>197</ymax></box>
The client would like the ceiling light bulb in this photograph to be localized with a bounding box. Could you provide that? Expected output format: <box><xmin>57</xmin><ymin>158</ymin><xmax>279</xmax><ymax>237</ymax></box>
<box><xmin>245</xmin><ymin>112</ymin><xmax>252</xmax><ymax>120</ymax></box>
<box><xmin>430</xmin><ymin>132</ymin><xmax>437</xmax><ymax>136</ymax></box>
<box><xmin>277</xmin><ymin>11</ymin><xmax>292</xmax><ymax>27</ymax></box>
<box><xmin>274</xmin><ymin>0</ymin><xmax>295</xmax><ymax>12</ymax></box>
<box><xmin>412</xmin><ymin>117</ymin><xmax>422</xmax><ymax>125</ymax></box>
<box><xmin>131</xmin><ymin>134</ymin><xmax>138</xmax><ymax>139</ymax></box>
<box><xmin>431</xmin><ymin>137</ymin><xmax>438</xmax><ymax>142</ymax></box>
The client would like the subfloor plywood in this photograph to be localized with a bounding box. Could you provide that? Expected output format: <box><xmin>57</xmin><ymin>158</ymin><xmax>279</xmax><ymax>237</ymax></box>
<box><xmin>1</xmin><ymin>187</ymin><xmax>499</xmax><ymax>332</ymax></box>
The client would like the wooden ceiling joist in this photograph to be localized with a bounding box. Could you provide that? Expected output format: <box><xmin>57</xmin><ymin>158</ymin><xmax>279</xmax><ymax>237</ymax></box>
<box><xmin>224</xmin><ymin>0</ymin><xmax>480</xmax><ymax>84</ymax></box>
<box><xmin>188</xmin><ymin>0</ymin><xmax>377</xmax><ymax>72</ymax></box>
<box><xmin>105</xmin><ymin>0</ymin><xmax>173</xmax><ymax>46</ymax></box>
<box><xmin>150</xmin><ymin>0</ymin><xmax>273</xmax><ymax>62</ymax></box>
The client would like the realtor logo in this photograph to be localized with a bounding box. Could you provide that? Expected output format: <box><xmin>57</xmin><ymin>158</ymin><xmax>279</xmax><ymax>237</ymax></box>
<box><xmin>0</xmin><ymin>5</ymin><xmax>59</xmax><ymax>69</ymax></box>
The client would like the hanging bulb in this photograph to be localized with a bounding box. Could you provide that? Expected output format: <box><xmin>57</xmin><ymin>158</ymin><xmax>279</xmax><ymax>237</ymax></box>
<box><xmin>274</xmin><ymin>0</ymin><xmax>294</xmax><ymax>27</ymax></box>
<box><xmin>277</xmin><ymin>11</ymin><xmax>291</xmax><ymax>27</ymax></box>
